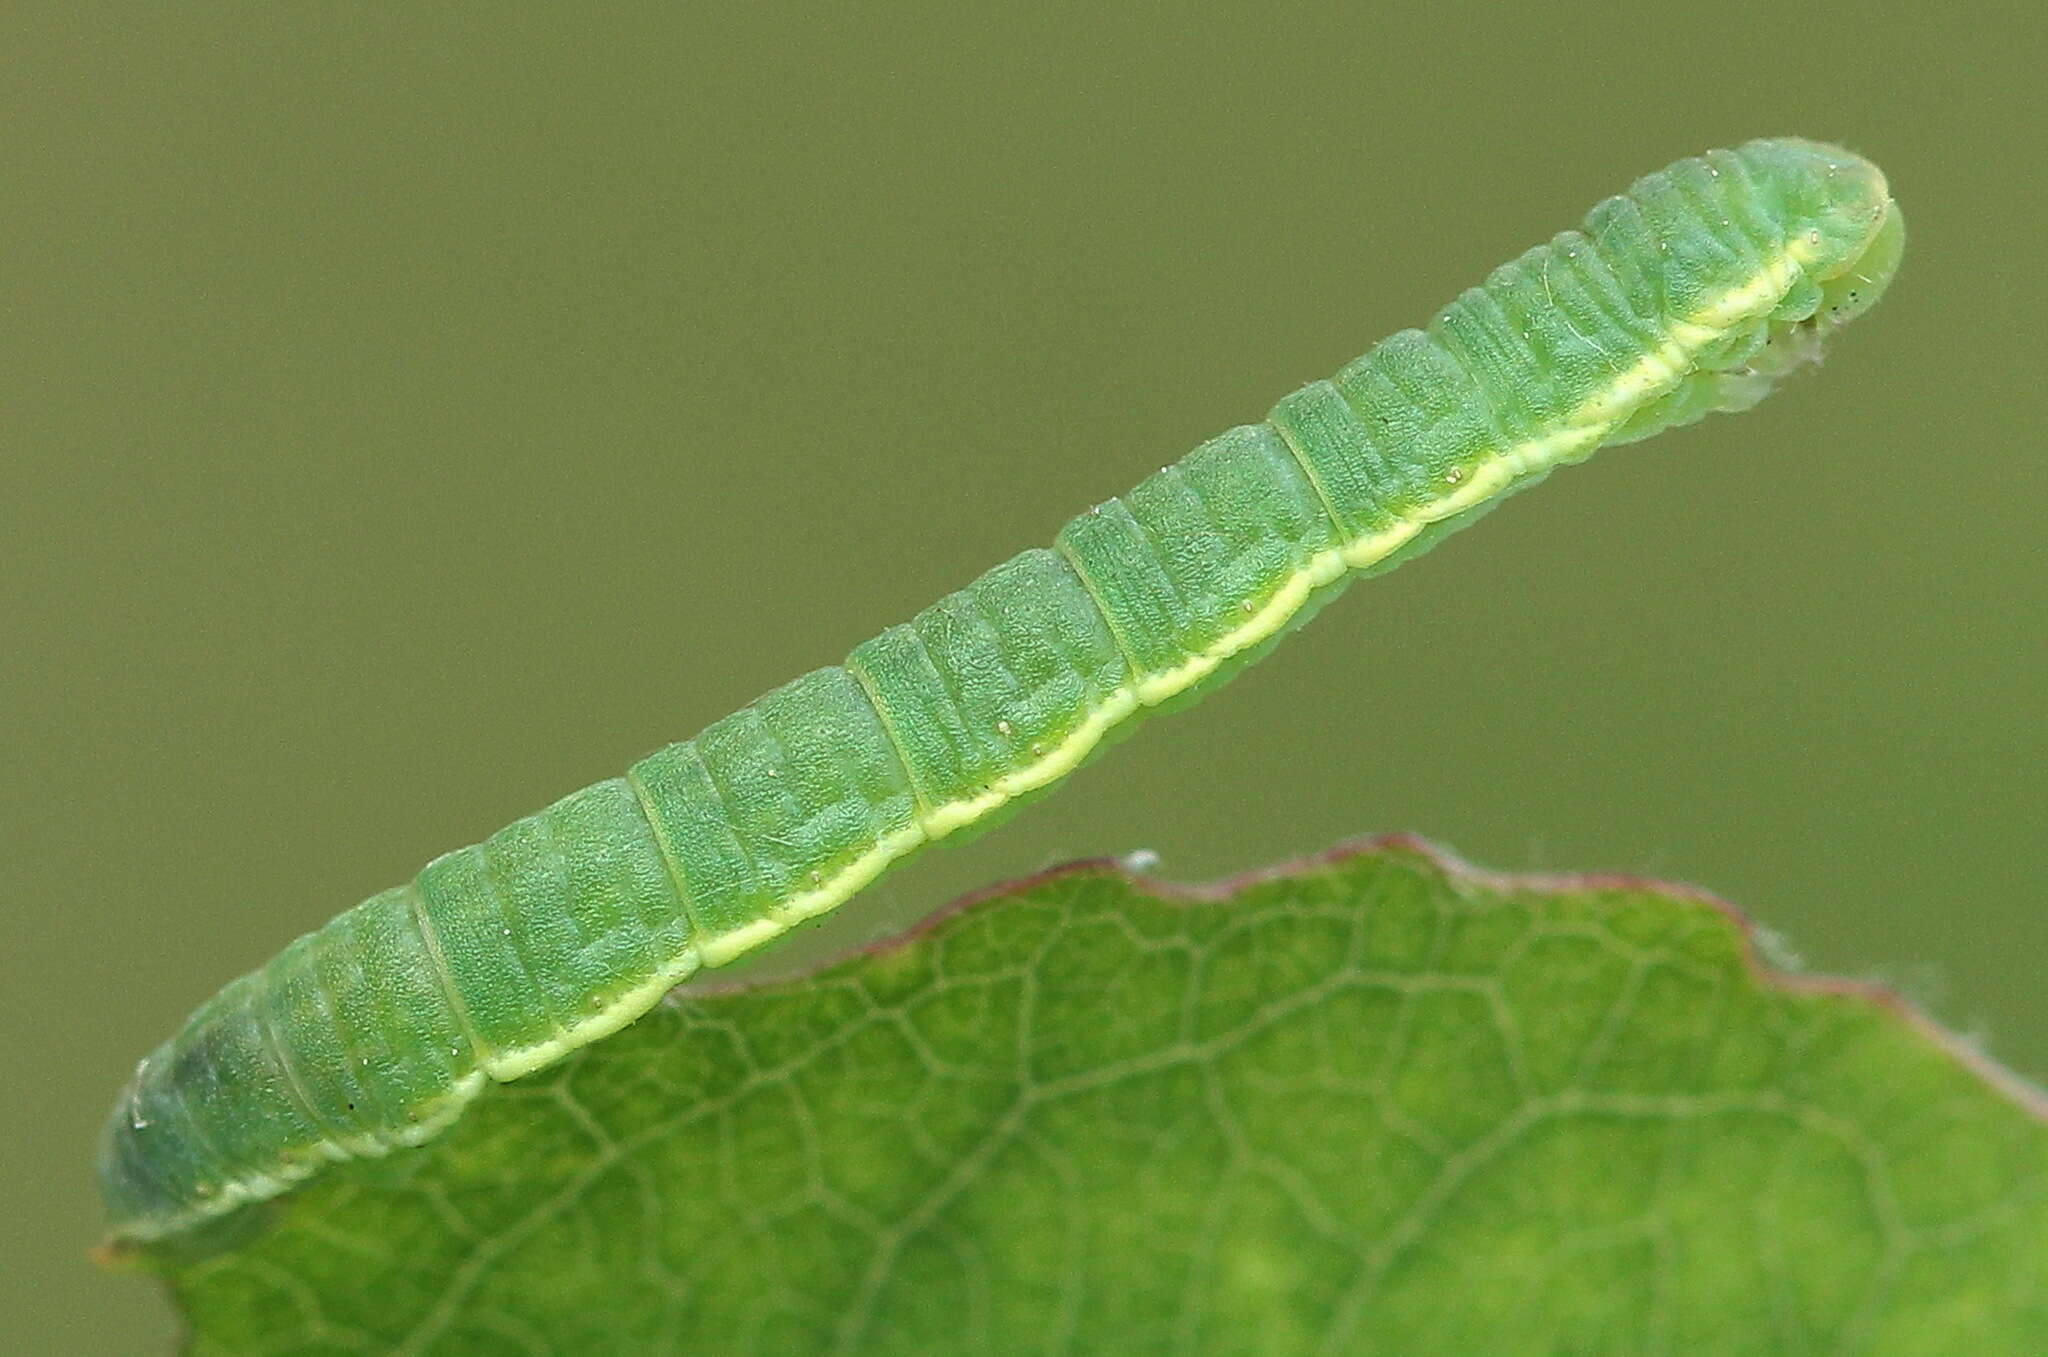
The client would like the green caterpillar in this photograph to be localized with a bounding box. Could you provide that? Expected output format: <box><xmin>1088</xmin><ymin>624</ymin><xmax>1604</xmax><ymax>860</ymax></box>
<box><xmin>100</xmin><ymin>137</ymin><xmax>1904</xmax><ymax>1245</ymax></box>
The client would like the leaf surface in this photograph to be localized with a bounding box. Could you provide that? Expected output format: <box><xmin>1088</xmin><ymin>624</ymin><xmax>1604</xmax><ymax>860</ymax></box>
<box><xmin>147</xmin><ymin>840</ymin><xmax>2048</xmax><ymax>1354</ymax></box>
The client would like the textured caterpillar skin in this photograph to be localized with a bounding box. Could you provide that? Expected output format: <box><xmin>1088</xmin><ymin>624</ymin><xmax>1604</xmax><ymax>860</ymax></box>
<box><xmin>100</xmin><ymin>138</ymin><xmax>1904</xmax><ymax>1244</ymax></box>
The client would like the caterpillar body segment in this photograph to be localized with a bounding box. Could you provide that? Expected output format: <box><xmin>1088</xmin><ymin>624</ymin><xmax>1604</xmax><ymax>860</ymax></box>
<box><xmin>101</xmin><ymin>138</ymin><xmax>1902</xmax><ymax>1244</ymax></box>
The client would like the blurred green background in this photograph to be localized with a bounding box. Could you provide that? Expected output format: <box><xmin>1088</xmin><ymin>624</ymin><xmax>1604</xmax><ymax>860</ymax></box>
<box><xmin>6</xmin><ymin>5</ymin><xmax>2042</xmax><ymax>1350</ymax></box>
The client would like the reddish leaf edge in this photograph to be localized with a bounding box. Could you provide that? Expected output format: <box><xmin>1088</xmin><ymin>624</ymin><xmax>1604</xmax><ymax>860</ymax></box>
<box><xmin>692</xmin><ymin>831</ymin><xmax>2048</xmax><ymax>1125</ymax></box>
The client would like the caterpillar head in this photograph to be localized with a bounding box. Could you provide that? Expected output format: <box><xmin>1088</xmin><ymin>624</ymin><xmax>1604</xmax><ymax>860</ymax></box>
<box><xmin>1605</xmin><ymin>138</ymin><xmax>1902</xmax><ymax>445</ymax></box>
<box><xmin>1744</xmin><ymin>136</ymin><xmax>1904</xmax><ymax>329</ymax></box>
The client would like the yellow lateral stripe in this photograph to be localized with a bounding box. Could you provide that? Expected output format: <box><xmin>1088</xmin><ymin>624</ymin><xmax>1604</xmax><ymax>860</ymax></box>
<box><xmin>483</xmin><ymin>955</ymin><xmax>701</xmax><ymax>1080</ymax></box>
<box><xmin>128</xmin><ymin>241</ymin><xmax>1810</xmax><ymax>1245</ymax></box>
<box><xmin>123</xmin><ymin>1067</ymin><xmax>491</xmax><ymax>1243</ymax></box>
<box><xmin>715</xmin><ymin>242</ymin><xmax>1807</xmax><ymax>973</ymax></box>
<box><xmin>577</xmin><ymin>242</ymin><xmax>1811</xmax><ymax>1002</ymax></box>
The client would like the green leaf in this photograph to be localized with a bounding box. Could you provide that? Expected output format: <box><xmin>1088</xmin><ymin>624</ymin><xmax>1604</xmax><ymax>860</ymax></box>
<box><xmin>138</xmin><ymin>839</ymin><xmax>2048</xmax><ymax>1354</ymax></box>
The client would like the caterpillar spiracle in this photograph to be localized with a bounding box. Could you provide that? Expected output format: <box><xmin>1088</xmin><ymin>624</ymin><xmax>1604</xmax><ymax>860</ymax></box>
<box><xmin>100</xmin><ymin>137</ymin><xmax>1904</xmax><ymax>1245</ymax></box>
